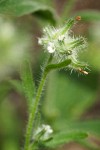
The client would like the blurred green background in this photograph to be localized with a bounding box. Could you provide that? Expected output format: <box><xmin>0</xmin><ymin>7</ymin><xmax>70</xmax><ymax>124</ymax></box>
<box><xmin>0</xmin><ymin>0</ymin><xmax>100</xmax><ymax>150</ymax></box>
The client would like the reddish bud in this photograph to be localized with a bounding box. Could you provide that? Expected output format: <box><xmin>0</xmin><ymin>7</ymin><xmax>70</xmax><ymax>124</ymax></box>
<box><xmin>76</xmin><ymin>16</ymin><xmax>81</xmax><ymax>21</ymax></box>
<box><xmin>78</xmin><ymin>68</ymin><xmax>88</xmax><ymax>75</ymax></box>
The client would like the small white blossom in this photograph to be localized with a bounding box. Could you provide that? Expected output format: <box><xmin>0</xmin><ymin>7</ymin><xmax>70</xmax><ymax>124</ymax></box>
<box><xmin>47</xmin><ymin>42</ymin><xmax>55</xmax><ymax>53</ymax></box>
<box><xmin>34</xmin><ymin>124</ymin><xmax>53</xmax><ymax>141</ymax></box>
<box><xmin>47</xmin><ymin>46</ymin><xmax>55</xmax><ymax>53</ymax></box>
<box><xmin>38</xmin><ymin>38</ymin><xmax>42</xmax><ymax>45</ymax></box>
<box><xmin>58</xmin><ymin>35</ymin><xmax>65</xmax><ymax>41</ymax></box>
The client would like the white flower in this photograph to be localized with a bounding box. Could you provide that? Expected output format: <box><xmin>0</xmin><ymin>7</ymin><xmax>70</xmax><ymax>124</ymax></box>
<box><xmin>34</xmin><ymin>124</ymin><xmax>53</xmax><ymax>141</ymax></box>
<box><xmin>38</xmin><ymin>38</ymin><xmax>42</xmax><ymax>45</ymax></box>
<box><xmin>47</xmin><ymin>42</ymin><xmax>55</xmax><ymax>53</ymax></box>
<box><xmin>58</xmin><ymin>35</ymin><xmax>65</xmax><ymax>41</ymax></box>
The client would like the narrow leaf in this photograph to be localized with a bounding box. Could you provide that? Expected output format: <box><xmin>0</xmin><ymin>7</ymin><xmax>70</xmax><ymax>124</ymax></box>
<box><xmin>21</xmin><ymin>61</ymin><xmax>35</xmax><ymax>109</ymax></box>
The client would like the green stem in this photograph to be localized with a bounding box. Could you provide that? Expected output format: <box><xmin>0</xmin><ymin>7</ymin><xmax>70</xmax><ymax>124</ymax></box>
<box><xmin>24</xmin><ymin>71</ymin><xmax>48</xmax><ymax>150</ymax></box>
<box><xmin>24</xmin><ymin>55</ymin><xmax>53</xmax><ymax>150</ymax></box>
<box><xmin>24</xmin><ymin>58</ymin><xmax>71</xmax><ymax>150</ymax></box>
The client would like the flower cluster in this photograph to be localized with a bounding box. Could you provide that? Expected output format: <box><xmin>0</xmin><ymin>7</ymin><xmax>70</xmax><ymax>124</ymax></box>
<box><xmin>38</xmin><ymin>17</ymin><xmax>88</xmax><ymax>73</ymax></box>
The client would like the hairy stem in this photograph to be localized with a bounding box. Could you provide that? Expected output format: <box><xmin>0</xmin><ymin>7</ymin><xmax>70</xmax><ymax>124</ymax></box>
<box><xmin>24</xmin><ymin>55</ymin><xmax>52</xmax><ymax>150</ymax></box>
<box><xmin>24</xmin><ymin>57</ymin><xmax>71</xmax><ymax>150</ymax></box>
<box><xmin>25</xmin><ymin>73</ymin><xmax>47</xmax><ymax>150</ymax></box>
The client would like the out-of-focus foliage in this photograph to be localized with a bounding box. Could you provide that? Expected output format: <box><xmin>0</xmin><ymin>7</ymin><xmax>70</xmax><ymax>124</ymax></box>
<box><xmin>0</xmin><ymin>82</ymin><xmax>12</xmax><ymax>102</ymax></box>
<box><xmin>82</xmin><ymin>22</ymin><xmax>100</xmax><ymax>71</ymax></box>
<box><xmin>0</xmin><ymin>0</ymin><xmax>56</xmax><ymax>24</ymax></box>
<box><xmin>0</xmin><ymin>0</ymin><xmax>100</xmax><ymax>150</ymax></box>
<box><xmin>43</xmin><ymin>71</ymin><xmax>97</xmax><ymax>121</ymax></box>
<box><xmin>0</xmin><ymin>98</ymin><xmax>21</xmax><ymax>150</ymax></box>
<box><xmin>0</xmin><ymin>17</ymin><xmax>30</xmax><ymax>80</ymax></box>
<box><xmin>74</xmin><ymin>10</ymin><xmax>100</xmax><ymax>21</ymax></box>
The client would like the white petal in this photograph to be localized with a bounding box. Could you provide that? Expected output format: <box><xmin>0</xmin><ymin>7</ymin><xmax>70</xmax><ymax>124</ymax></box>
<box><xmin>38</xmin><ymin>38</ymin><xmax>42</xmax><ymax>45</ymax></box>
<box><xmin>47</xmin><ymin>46</ymin><xmax>55</xmax><ymax>53</ymax></box>
<box><xmin>48</xmin><ymin>42</ymin><xmax>54</xmax><ymax>47</ymax></box>
<box><xmin>58</xmin><ymin>35</ymin><xmax>64</xmax><ymax>41</ymax></box>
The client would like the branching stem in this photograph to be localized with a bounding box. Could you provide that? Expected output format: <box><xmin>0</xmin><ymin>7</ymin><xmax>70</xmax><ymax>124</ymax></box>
<box><xmin>24</xmin><ymin>56</ymin><xmax>71</xmax><ymax>150</ymax></box>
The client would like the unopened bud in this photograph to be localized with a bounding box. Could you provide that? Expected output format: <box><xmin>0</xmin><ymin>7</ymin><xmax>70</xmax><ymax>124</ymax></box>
<box><xmin>78</xmin><ymin>68</ymin><xmax>88</xmax><ymax>75</ymax></box>
<box><xmin>76</xmin><ymin>16</ymin><xmax>81</xmax><ymax>21</ymax></box>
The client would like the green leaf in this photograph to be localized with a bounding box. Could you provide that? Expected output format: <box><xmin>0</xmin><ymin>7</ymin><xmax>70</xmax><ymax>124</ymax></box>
<box><xmin>55</xmin><ymin>120</ymin><xmax>100</xmax><ymax>140</ymax></box>
<box><xmin>21</xmin><ymin>61</ymin><xmax>35</xmax><ymax>109</ymax></box>
<box><xmin>0</xmin><ymin>0</ymin><xmax>56</xmax><ymax>23</ymax></box>
<box><xmin>74</xmin><ymin>10</ymin><xmax>100</xmax><ymax>21</ymax></box>
<box><xmin>46</xmin><ymin>131</ymin><xmax>88</xmax><ymax>148</ymax></box>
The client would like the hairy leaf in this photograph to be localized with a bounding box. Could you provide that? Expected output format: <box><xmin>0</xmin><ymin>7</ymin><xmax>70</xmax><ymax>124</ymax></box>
<box><xmin>21</xmin><ymin>61</ymin><xmax>35</xmax><ymax>109</ymax></box>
